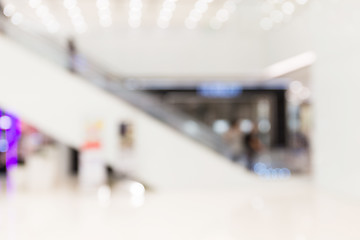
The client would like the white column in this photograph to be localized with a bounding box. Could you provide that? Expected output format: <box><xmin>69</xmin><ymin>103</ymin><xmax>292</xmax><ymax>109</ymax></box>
<box><xmin>312</xmin><ymin>0</ymin><xmax>360</xmax><ymax>197</ymax></box>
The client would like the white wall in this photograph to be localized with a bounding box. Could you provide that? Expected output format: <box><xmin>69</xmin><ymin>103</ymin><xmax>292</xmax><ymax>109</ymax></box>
<box><xmin>265</xmin><ymin>0</ymin><xmax>360</xmax><ymax>198</ymax></box>
<box><xmin>311</xmin><ymin>0</ymin><xmax>360</xmax><ymax>198</ymax></box>
<box><xmin>71</xmin><ymin>2</ymin><xmax>266</xmax><ymax>78</ymax></box>
<box><xmin>76</xmin><ymin>28</ymin><xmax>266</xmax><ymax>77</ymax></box>
<box><xmin>0</xmin><ymin>35</ymin><xmax>256</xmax><ymax>191</ymax></box>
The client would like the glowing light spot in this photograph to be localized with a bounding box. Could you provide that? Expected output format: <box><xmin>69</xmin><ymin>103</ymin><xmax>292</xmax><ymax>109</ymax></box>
<box><xmin>282</xmin><ymin>1</ymin><xmax>295</xmax><ymax>15</ymax></box>
<box><xmin>0</xmin><ymin>139</ymin><xmax>9</xmax><ymax>153</ymax></box>
<box><xmin>130</xmin><ymin>182</ymin><xmax>145</xmax><ymax>196</ymax></box>
<box><xmin>0</xmin><ymin>116</ymin><xmax>12</xmax><ymax>130</ymax></box>
<box><xmin>129</xmin><ymin>182</ymin><xmax>145</xmax><ymax>208</ymax></box>
<box><xmin>11</xmin><ymin>13</ymin><xmax>23</xmax><ymax>25</ymax></box>
<box><xmin>3</xmin><ymin>4</ymin><xmax>16</xmax><ymax>17</ymax></box>
<box><xmin>240</xmin><ymin>119</ymin><xmax>253</xmax><ymax>133</ymax></box>
<box><xmin>290</xmin><ymin>81</ymin><xmax>303</xmax><ymax>94</ymax></box>
<box><xmin>183</xmin><ymin>121</ymin><xmax>199</xmax><ymax>135</ymax></box>
<box><xmin>97</xmin><ymin>185</ymin><xmax>111</xmax><ymax>206</ymax></box>
<box><xmin>213</xmin><ymin>120</ymin><xmax>229</xmax><ymax>134</ymax></box>
<box><xmin>258</xmin><ymin>120</ymin><xmax>271</xmax><ymax>133</ymax></box>
<box><xmin>29</xmin><ymin>0</ymin><xmax>42</xmax><ymax>9</ymax></box>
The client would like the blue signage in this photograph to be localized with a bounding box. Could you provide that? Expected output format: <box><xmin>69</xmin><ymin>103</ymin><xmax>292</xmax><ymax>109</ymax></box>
<box><xmin>197</xmin><ymin>83</ymin><xmax>242</xmax><ymax>98</ymax></box>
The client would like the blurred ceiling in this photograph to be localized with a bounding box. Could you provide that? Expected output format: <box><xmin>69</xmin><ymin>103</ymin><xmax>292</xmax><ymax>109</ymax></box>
<box><xmin>1</xmin><ymin>0</ymin><xmax>311</xmax><ymax>36</ymax></box>
<box><xmin>1</xmin><ymin>0</ymin><xmax>313</xmax><ymax>79</ymax></box>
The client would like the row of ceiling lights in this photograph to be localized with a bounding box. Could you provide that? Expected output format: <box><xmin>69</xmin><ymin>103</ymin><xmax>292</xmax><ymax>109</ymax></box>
<box><xmin>2</xmin><ymin>0</ymin><xmax>242</xmax><ymax>33</ymax></box>
<box><xmin>185</xmin><ymin>0</ymin><xmax>213</xmax><ymax>29</ymax></box>
<box><xmin>4</xmin><ymin>0</ymin><xmax>308</xmax><ymax>33</ymax></box>
<box><xmin>260</xmin><ymin>0</ymin><xmax>309</xmax><ymax>30</ymax></box>
<box><xmin>128</xmin><ymin>0</ymin><xmax>142</xmax><ymax>28</ymax></box>
<box><xmin>157</xmin><ymin>0</ymin><xmax>177</xmax><ymax>29</ymax></box>
<box><xmin>209</xmin><ymin>0</ymin><xmax>237</xmax><ymax>30</ymax></box>
<box><xmin>97</xmin><ymin>0</ymin><xmax>112</xmax><ymax>27</ymax></box>
<box><xmin>30</xmin><ymin>0</ymin><xmax>60</xmax><ymax>33</ymax></box>
<box><xmin>63</xmin><ymin>0</ymin><xmax>87</xmax><ymax>33</ymax></box>
<box><xmin>2</xmin><ymin>3</ymin><xmax>23</xmax><ymax>25</ymax></box>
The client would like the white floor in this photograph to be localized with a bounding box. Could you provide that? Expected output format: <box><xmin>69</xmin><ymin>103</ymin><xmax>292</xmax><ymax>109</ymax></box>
<box><xmin>0</xmin><ymin>176</ymin><xmax>359</xmax><ymax>240</ymax></box>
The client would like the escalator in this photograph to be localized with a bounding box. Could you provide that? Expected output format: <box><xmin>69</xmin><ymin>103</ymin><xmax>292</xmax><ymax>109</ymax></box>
<box><xmin>0</xmin><ymin>20</ymin><xmax>254</xmax><ymax>190</ymax></box>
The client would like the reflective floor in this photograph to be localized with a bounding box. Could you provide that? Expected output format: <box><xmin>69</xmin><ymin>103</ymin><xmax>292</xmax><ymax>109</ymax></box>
<box><xmin>1</xmin><ymin>177</ymin><xmax>359</xmax><ymax>240</ymax></box>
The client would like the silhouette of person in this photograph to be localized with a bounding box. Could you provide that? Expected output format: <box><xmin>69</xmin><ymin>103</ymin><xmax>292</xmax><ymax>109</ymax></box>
<box><xmin>223</xmin><ymin>119</ymin><xmax>243</xmax><ymax>162</ymax></box>
<box><xmin>67</xmin><ymin>38</ymin><xmax>77</xmax><ymax>73</ymax></box>
<box><xmin>244</xmin><ymin>125</ymin><xmax>261</xmax><ymax>171</ymax></box>
<box><xmin>0</xmin><ymin>1</ymin><xmax>6</xmax><ymax>33</ymax></box>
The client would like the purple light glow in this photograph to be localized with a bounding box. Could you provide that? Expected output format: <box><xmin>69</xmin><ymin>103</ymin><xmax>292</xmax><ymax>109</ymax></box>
<box><xmin>0</xmin><ymin>110</ymin><xmax>21</xmax><ymax>169</ymax></box>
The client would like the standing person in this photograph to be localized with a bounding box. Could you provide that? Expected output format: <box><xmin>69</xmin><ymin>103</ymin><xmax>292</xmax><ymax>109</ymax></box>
<box><xmin>0</xmin><ymin>151</ymin><xmax>6</xmax><ymax>192</ymax></box>
<box><xmin>0</xmin><ymin>1</ymin><xmax>5</xmax><ymax>33</ymax></box>
<box><xmin>0</xmin><ymin>129</ymin><xmax>7</xmax><ymax>187</ymax></box>
<box><xmin>67</xmin><ymin>38</ymin><xmax>77</xmax><ymax>73</ymax></box>
<box><xmin>0</xmin><ymin>1</ymin><xmax>4</xmax><ymax>17</ymax></box>
<box><xmin>0</xmin><ymin>110</ymin><xmax>6</xmax><ymax>179</ymax></box>
<box><xmin>0</xmin><ymin>152</ymin><xmax>6</xmax><ymax>176</ymax></box>
<box><xmin>223</xmin><ymin>119</ymin><xmax>243</xmax><ymax>162</ymax></box>
<box><xmin>243</xmin><ymin>125</ymin><xmax>261</xmax><ymax>171</ymax></box>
